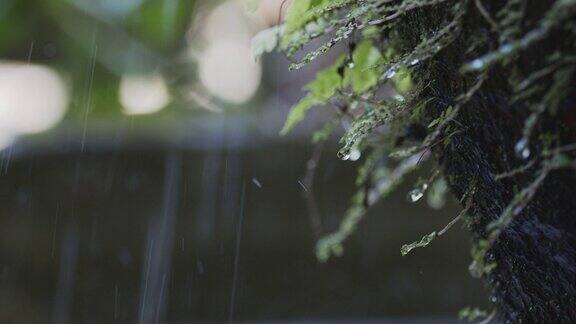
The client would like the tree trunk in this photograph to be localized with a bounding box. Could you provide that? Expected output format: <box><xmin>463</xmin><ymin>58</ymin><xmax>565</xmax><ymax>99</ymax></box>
<box><xmin>419</xmin><ymin>28</ymin><xmax>576</xmax><ymax>324</ymax></box>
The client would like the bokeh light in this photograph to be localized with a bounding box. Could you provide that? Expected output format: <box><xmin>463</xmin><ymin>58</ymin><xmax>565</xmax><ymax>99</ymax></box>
<box><xmin>119</xmin><ymin>73</ymin><xmax>171</xmax><ymax>115</ymax></box>
<box><xmin>194</xmin><ymin>1</ymin><xmax>262</xmax><ymax>104</ymax></box>
<box><xmin>0</xmin><ymin>61</ymin><xmax>68</xmax><ymax>141</ymax></box>
<box><xmin>198</xmin><ymin>40</ymin><xmax>262</xmax><ymax>104</ymax></box>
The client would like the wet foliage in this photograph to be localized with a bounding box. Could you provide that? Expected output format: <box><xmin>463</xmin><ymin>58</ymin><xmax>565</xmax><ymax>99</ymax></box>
<box><xmin>260</xmin><ymin>0</ymin><xmax>576</xmax><ymax>321</ymax></box>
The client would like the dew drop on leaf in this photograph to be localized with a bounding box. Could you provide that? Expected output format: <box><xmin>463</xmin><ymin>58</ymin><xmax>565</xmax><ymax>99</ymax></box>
<box><xmin>408</xmin><ymin>189</ymin><xmax>424</xmax><ymax>202</ymax></box>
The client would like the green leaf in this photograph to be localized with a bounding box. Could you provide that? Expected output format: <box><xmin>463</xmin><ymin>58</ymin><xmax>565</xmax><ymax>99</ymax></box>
<box><xmin>280</xmin><ymin>95</ymin><xmax>319</xmax><ymax>135</ymax></box>
<box><xmin>280</xmin><ymin>56</ymin><xmax>344</xmax><ymax>135</ymax></box>
<box><xmin>284</xmin><ymin>0</ymin><xmax>334</xmax><ymax>32</ymax></box>
<box><xmin>458</xmin><ymin>306</ymin><xmax>488</xmax><ymax>321</ymax></box>
<box><xmin>427</xmin><ymin>177</ymin><xmax>448</xmax><ymax>210</ymax></box>
<box><xmin>344</xmin><ymin>40</ymin><xmax>382</xmax><ymax>94</ymax></box>
<box><xmin>306</xmin><ymin>57</ymin><xmax>343</xmax><ymax>100</ymax></box>
<box><xmin>284</xmin><ymin>0</ymin><xmax>312</xmax><ymax>34</ymax></box>
<box><xmin>393</xmin><ymin>67</ymin><xmax>413</xmax><ymax>94</ymax></box>
<box><xmin>251</xmin><ymin>26</ymin><xmax>282</xmax><ymax>61</ymax></box>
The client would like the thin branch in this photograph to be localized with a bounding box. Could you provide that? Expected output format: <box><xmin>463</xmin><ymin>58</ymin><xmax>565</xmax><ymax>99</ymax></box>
<box><xmin>474</xmin><ymin>0</ymin><xmax>499</xmax><ymax>31</ymax></box>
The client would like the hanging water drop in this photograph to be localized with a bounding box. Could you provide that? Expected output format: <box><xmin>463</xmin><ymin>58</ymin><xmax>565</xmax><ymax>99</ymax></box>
<box><xmin>348</xmin><ymin>61</ymin><xmax>355</xmax><ymax>69</ymax></box>
<box><xmin>408</xmin><ymin>182</ymin><xmax>428</xmax><ymax>202</ymax></box>
<box><xmin>337</xmin><ymin>148</ymin><xmax>351</xmax><ymax>161</ymax></box>
<box><xmin>349</xmin><ymin>148</ymin><xmax>361</xmax><ymax>161</ymax></box>
<box><xmin>515</xmin><ymin>138</ymin><xmax>530</xmax><ymax>160</ymax></box>
<box><xmin>408</xmin><ymin>189</ymin><xmax>424</xmax><ymax>202</ymax></box>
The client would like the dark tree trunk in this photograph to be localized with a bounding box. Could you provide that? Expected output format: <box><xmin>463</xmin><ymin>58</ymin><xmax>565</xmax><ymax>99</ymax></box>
<box><xmin>427</xmin><ymin>68</ymin><xmax>576</xmax><ymax>322</ymax></box>
<box><xmin>416</xmin><ymin>19</ymin><xmax>576</xmax><ymax>324</ymax></box>
<box><xmin>382</xmin><ymin>0</ymin><xmax>576</xmax><ymax>321</ymax></box>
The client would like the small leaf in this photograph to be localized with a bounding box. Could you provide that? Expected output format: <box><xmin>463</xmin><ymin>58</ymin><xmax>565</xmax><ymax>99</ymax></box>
<box><xmin>393</xmin><ymin>67</ymin><xmax>413</xmax><ymax>94</ymax></box>
<box><xmin>284</xmin><ymin>0</ymin><xmax>312</xmax><ymax>34</ymax></box>
<box><xmin>284</xmin><ymin>0</ymin><xmax>333</xmax><ymax>34</ymax></box>
<box><xmin>251</xmin><ymin>26</ymin><xmax>281</xmax><ymax>61</ymax></box>
<box><xmin>427</xmin><ymin>177</ymin><xmax>448</xmax><ymax>210</ymax></box>
<box><xmin>280</xmin><ymin>95</ymin><xmax>318</xmax><ymax>135</ymax></box>
<box><xmin>306</xmin><ymin>58</ymin><xmax>343</xmax><ymax>100</ymax></box>
<box><xmin>458</xmin><ymin>306</ymin><xmax>488</xmax><ymax>321</ymax></box>
<box><xmin>280</xmin><ymin>56</ymin><xmax>344</xmax><ymax>135</ymax></box>
<box><xmin>344</xmin><ymin>40</ymin><xmax>382</xmax><ymax>94</ymax></box>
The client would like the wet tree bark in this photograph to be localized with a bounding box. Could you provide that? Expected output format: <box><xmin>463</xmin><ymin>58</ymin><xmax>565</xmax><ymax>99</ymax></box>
<box><xmin>381</xmin><ymin>0</ymin><xmax>576</xmax><ymax>320</ymax></box>
<box><xmin>418</xmin><ymin>35</ymin><xmax>576</xmax><ymax>324</ymax></box>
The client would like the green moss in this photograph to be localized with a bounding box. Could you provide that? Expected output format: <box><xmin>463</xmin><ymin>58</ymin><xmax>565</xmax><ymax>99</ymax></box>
<box><xmin>270</xmin><ymin>0</ymin><xmax>576</xmax><ymax>299</ymax></box>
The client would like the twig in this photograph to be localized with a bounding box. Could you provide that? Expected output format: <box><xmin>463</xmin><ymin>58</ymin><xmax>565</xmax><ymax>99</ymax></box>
<box><xmin>474</xmin><ymin>0</ymin><xmax>499</xmax><ymax>31</ymax></box>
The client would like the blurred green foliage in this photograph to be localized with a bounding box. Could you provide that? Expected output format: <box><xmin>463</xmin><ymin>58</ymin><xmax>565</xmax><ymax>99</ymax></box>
<box><xmin>0</xmin><ymin>0</ymin><xmax>198</xmax><ymax>119</ymax></box>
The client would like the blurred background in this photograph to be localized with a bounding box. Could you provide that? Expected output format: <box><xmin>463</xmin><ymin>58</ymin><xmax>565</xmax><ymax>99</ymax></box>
<box><xmin>0</xmin><ymin>0</ymin><xmax>488</xmax><ymax>323</ymax></box>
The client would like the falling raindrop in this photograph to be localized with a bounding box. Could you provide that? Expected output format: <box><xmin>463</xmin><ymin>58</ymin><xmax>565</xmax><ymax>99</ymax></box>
<box><xmin>297</xmin><ymin>180</ymin><xmax>308</xmax><ymax>192</ymax></box>
<box><xmin>196</xmin><ymin>260</ymin><xmax>204</xmax><ymax>275</ymax></box>
<box><xmin>251</xmin><ymin>178</ymin><xmax>262</xmax><ymax>188</ymax></box>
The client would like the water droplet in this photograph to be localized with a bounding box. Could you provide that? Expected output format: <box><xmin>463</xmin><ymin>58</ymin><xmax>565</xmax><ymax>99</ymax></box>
<box><xmin>251</xmin><ymin>178</ymin><xmax>262</xmax><ymax>188</ymax></box>
<box><xmin>348</xmin><ymin>61</ymin><xmax>355</xmax><ymax>69</ymax></box>
<box><xmin>408</xmin><ymin>189</ymin><xmax>424</xmax><ymax>202</ymax></box>
<box><xmin>367</xmin><ymin>190</ymin><xmax>379</xmax><ymax>206</ymax></box>
<box><xmin>384</xmin><ymin>68</ymin><xmax>397</xmax><ymax>79</ymax></box>
<box><xmin>521</xmin><ymin>148</ymin><xmax>530</xmax><ymax>159</ymax></box>
<box><xmin>410</xmin><ymin>59</ymin><xmax>420</xmax><ymax>66</ymax></box>
<box><xmin>470</xmin><ymin>59</ymin><xmax>484</xmax><ymax>70</ymax></box>
<box><xmin>394</xmin><ymin>94</ymin><xmax>405</xmax><ymax>102</ymax></box>
<box><xmin>500</xmin><ymin>44</ymin><xmax>513</xmax><ymax>54</ymax></box>
<box><xmin>349</xmin><ymin>148</ymin><xmax>361</xmax><ymax>161</ymax></box>
<box><xmin>337</xmin><ymin>148</ymin><xmax>351</xmax><ymax>161</ymax></box>
<box><xmin>515</xmin><ymin>138</ymin><xmax>530</xmax><ymax>160</ymax></box>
